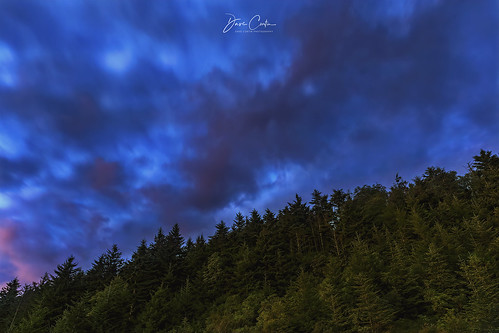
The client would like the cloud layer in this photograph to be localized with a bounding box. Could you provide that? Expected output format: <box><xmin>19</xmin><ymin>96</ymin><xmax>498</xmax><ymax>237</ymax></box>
<box><xmin>0</xmin><ymin>0</ymin><xmax>498</xmax><ymax>286</ymax></box>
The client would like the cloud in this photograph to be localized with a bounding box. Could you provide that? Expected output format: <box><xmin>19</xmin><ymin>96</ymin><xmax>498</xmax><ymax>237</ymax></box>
<box><xmin>0</xmin><ymin>219</ymin><xmax>58</xmax><ymax>284</ymax></box>
<box><xmin>0</xmin><ymin>0</ymin><xmax>497</xmax><ymax>286</ymax></box>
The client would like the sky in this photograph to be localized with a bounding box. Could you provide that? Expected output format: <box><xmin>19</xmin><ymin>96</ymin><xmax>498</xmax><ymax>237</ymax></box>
<box><xmin>0</xmin><ymin>0</ymin><xmax>498</xmax><ymax>287</ymax></box>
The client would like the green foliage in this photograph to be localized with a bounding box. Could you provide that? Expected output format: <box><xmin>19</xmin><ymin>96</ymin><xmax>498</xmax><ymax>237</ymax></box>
<box><xmin>282</xmin><ymin>271</ymin><xmax>327</xmax><ymax>332</ymax></box>
<box><xmin>16</xmin><ymin>256</ymin><xmax>84</xmax><ymax>331</ymax></box>
<box><xmin>86</xmin><ymin>244</ymin><xmax>124</xmax><ymax>292</ymax></box>
<box><xmin>350</xmin><ymin>273</ymin><xmax>395</xmax><ymax>332</ymax></box>
<box><xmin>137</xmin><ymin>279</ymin><xmax>202</xmax><ymax>332</ymax></box>
<box><xmin>52</xmin><ymin>294</ymin><xmax>92</xmax><ymax>333</ymax></box>
<box><xmin>87</xmin><ymin>276</ymin><xmax>132</xmax><ymax>332</ymax></box>
<box><xmin>205</xmin><ymin>292</ymin><xmax>265</xmax><ymax>332</ymax></box>
<box><xmin>15</xmin><ymin>302</ymin><xmax>51</xmax><ymax>333</ymax></box>
<box><xmin>0</xmin><ymin>277</ymin><xmax>21</xmax><ymax>331</ymax></box>
<box><xmin>120</xmin><ymin>239</ymin><xmax>156</xmax><ymax>316</ymax></box>
<box><xmin>319</xmin><ymin>257</ymin><xmax>351</xmax><ymax>331</ymax></box>
<box><xmin>256</xmin><ymin>294</ymin><xmax>288</xmax><ymax>332</ymax></box>
<box><xmin>422</xmin><ymin>243</ymin><xmax>462</xmax><ymax>319</ymax></box>
<box><xmin>5</xmin><ymin>150</ymin><xmax>499</xmax><ymax>333</ymax></box>
<box><xmin>460</xmin><ymin>253</ymin><xmax>499</xmax><ymax>331</ymax></box>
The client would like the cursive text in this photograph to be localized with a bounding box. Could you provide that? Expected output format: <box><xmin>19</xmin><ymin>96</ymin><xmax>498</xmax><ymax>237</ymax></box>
<box><xmin>223</xmin><ymin>13</ymin><xmax>276</xmax><ymax>33</ymax></box>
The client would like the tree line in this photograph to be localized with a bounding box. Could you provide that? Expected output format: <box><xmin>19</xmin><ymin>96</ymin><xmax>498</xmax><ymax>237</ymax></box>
<box><xmin>1</xmin><ymin>150</ymin><xmax>499</xmax><ymax>332</ymax></box>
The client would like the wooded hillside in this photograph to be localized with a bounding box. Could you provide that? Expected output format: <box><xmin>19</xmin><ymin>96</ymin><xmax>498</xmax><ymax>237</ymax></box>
<box><xmin>1</xmin><ymin>150</ymin><xmax>498</xmax><ymax>332</ymax></box>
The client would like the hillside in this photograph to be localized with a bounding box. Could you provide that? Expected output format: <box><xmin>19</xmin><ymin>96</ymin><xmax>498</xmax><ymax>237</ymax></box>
<box><xmin>1</xmin><ymin>150</ymin><xmax>499</xmax><ymax>332</ymax></box>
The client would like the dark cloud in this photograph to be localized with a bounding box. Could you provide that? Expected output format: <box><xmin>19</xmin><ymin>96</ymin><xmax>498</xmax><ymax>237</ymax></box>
<box><xmin>0</xmin><ymin>157</ymin><xmax>40</xmax><ymax>189</ymax></box>
<box><xmin>0</xmin><ymin>0</ymin><xmax>497</xmax><ymax>286</ymax></box>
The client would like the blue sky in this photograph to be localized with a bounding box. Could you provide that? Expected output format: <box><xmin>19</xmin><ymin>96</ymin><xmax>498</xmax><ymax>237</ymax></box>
<box><xmin>0</xmin><ymin>0</ymin><xmax>498</xmax><ymax>286</ymax></box>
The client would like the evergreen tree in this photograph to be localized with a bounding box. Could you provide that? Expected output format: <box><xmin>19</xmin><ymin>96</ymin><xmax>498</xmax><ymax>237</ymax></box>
<box><xmin>422</xmin><ymin>243</ymin><xmax>462</xmax><ymax>320</ymax></box>
<box><xmin>121</xmin><ymin>239</ymin><xmax>156</xmax><ymax>317</ymax></box>
<box><xmin>310</xmin><ymin>189</ymin><xmax>333</xmax><ymax>253</ymax></box>
<box><xmin>461</xmin><ymin>253</ymin><xmax>499</xmax><ymax>331</ymax></box>
<box><xmin>209</xmin><ymin>220</ymin><xmax>230</xmax><ymax>251</ymax></box>
<box><xmin>138</xmin><ymin>280</ymin><xmax>202</xmax><ymax>332</ymax></box>
<box><xmin>17</xmin><ymin>256</ymin><xmax>84</xmax><ymax>331</ymax></box>
<box><xmin>350</xmin><ymin>273</ymin><xmax>395</xmax><ymax>333</ymax></box>
<box><xmin>163</xmin><ymin>223</ymin><xmax>186</xmax><ymax>290</ymax></box>
<box><xmin>246</xmin><ymin>209</ymin><xmax>263</xmax><ymax>246</ymax></box>
<box><xmin>282</xmin><ymin>271</ymin><xmax>327</xmax><ymax>332</ymax></box>
<box><xmin>0</xmin><ymin>277</ymin><xmax>21</xmax><ymax>332</ymax></box>
<box><xmin>87</xmin><ymin>277</ymin><xmax>133</xmax><ymax>333</ymax></box>
<box><xmin>86</xmin><ymin>244</ymin><xmax>124</xmax><ymax>292</ymax></box>
<box><xmin>52</xmin><ymin>294</ymin><xmax>92</xmax><ymax>333</ymax></box>
<box><xmin>184</xmin><ymin>235</ymin><xmax>208</xmax><ymax>281</ymax></box>
<box><xmin>232</xmin><ymin>212</ymin><xmax>246</xmax><ymax>231</ymax></box>
<box><xmin>7</xmin><ymin>150</ymin><xmax>499</xmax><ymax>333</ymax></box>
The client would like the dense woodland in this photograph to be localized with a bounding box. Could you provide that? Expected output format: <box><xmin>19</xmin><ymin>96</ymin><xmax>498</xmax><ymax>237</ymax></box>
<box><xmin>1</xmin><ymin>150</ymin><xmax>499</xmax><ymax>332</ymax></box>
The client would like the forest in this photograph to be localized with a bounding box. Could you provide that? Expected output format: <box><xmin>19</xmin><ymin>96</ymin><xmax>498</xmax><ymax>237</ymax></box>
<box><xmin>1</xmin><ymin>150</ymin><xmax>498</xmax><ymax>332</ymax></box>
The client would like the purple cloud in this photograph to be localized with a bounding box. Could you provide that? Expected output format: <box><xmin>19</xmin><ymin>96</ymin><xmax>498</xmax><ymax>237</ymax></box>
<box><xmin>0</xmin><ymin>0</ymin><xmax>497</xmax><ymax>287</ymax></box>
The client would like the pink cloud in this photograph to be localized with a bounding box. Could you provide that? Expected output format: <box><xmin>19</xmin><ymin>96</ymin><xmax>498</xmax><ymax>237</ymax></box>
<box><xmin>0</xmin><ymin>219</ymin><xmax>42</xmax><ymax>285</ymax></box>
<box><xmin>89</xmin><ymin>157</ymin><xmax>122</xmax><ymax>190</ymax></box>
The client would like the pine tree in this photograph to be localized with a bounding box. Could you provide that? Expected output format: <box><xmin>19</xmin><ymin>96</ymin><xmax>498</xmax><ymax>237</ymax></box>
<box><xmin>469</xmin><ymin>150</ymin><xmax>499</xmax><ymax>221</ymax></box>
<box><xmin>17</xmin><ymin>256</ymin><xmax>84</xmax><ymax>331</ymax></box>
<box><xmin>233</xmin><ymin>243</ymin><xmax>259</xmax><ymax>293</ymax></box>
<box><xmin>283</xmin><ymin>271</ymin><xmax>327</xmax><ymax>332</ymax></box>
<box><xmin>246</xmin><ymin>209</ymin><xmax>263</xmax><ymax>246</ymax></box>
<box><xmin>209</xmin><ymin>221</ymin><xmax>230</xmax><ymax>251</ymax></box>
<box><xmin>164</xmin><ymin>223</ymin><xmax>186</xmax><ymax>290</ymax></box>
<box><xmin>203</xmin><ymin>252</ymin><xmax>223</xmax><ymax>297</ymax></box>
<box><xmin>184</xmin><ymin>235</ymin><xmax>208</xmax><ymax>281</ymax></box>
<box><xmin>46</xmin><ymin>256</ymin><xmax>84</xmax><ymax>324</ymax></box>
<box><xmin>121</xmin><ymin>239</ymin><xmax>156</xmax><ymax>317</ymax></box>
<box><xmin>422</xmin><ymin>243</ymin><xmax>462</xmax><ymax>320</ymax></box>
<box><xmin>232</xmin><ymin>212</ymin><xmax>246</xmax><ymax>231</ymax></box>
<box><xmin>88</xmin><ymin>277</ymin><xmax>133</xmax><ymax>333</ymax></box>
<box><xmin>256</xmin><ymin>294</ymin><xmax>289</xmax><ymax>333</ymax></box>
<box><xmin>461</xmin><ymin>253</ymin><xmax>499</xmax><ymax>331</ymax></box>
<box><xmin>7</xmin><ymin>150</ymin><xmax>499</xmax><ymax>333</ymax></box>
<box><xmin>0</xmin><ymin>277</ymin><xmax>21</xmax><ymax>331</ymax></box>
<box><xmin>310</xmin><ymin>189</ymin><xmax>333</xmax><ymax>253</ymax></box>
<box><xmin>383</xmin><ymin>240</ymin><xmax>424</xmax><ymax>320</ymax></box>
<box><xmin>350</xmin><ymin>273</ymin><xmax>395</xmax><ymax>333</ymax></box>
<box><xmin>52</xmin><ymin>294</ymin><xmax>92</xmax><ymax>333</ymax></box>
<box><xmin>319</xmin><ymin>257</ymin><xmax>351</xmax><ymax>331</ymax></box>
<box><xmin>139</xmin><ymin>281</ymin><xmax>202</xmax><ymax>332</ymax></box>
<box><xmin>86</xmin><ymin>244</ymin><xmax>124</xmax><ymax>292</ymax></box>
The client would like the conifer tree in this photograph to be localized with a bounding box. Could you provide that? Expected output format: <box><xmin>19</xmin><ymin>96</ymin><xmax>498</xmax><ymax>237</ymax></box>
<box><xmin>0</xmin><ymin>277</ymin><xmax>21</xmax><ymax>331</ymax></box>
<box><xmin>232</xmin><ymin>212</ymin><xmax>246</xmax><ymax>231</ymax></box>
<box><xmin>122</xmin><ymin>239</ymin><xmax>156</xmax><ymax>317</ymax></box>
<box><xmin>350</xmin><ymin>273</ymin><xmax>395</xmax><ymax>333</ymax></box>
<box><xmin>209</xmin><ymin>220</ymin><xmax>230</xmax><ymax>251</ymax></box>
<box><xmin>86</xmin><ymin>244</ymin><xmax>124</xmax><ymax>292</ymax></box>
<box><xmin>283</xmin><ymin>270</ymin><xmax>327</xmax><ymax>332</ymax></box>
<box><xmin>461</xmin><ymin>253</ymin><xmax>499</xmax><ymax>331</ymax></box>
<box><xmin>422</xmin><ymin>243</ymin><xmax>462</xmax><ymax>319</ymax></box>
<box><xmin>87</xmin><ymin>277</ymin><xmax>133</xmax><ymax>333</ymax></box>
<box><xmin>17</xmin><ymin>256</ymin><xmax>84</xmax><ymax>332</ymax></box>
<box><xmin>6</xmin><ymin>150</ymin><xmax>499</xmax><ymax>333</ymax></box>
<box><xmin>52</xmin><ymin>294</ymin><xmax>92</xmax><ymax>333</ymax></box>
